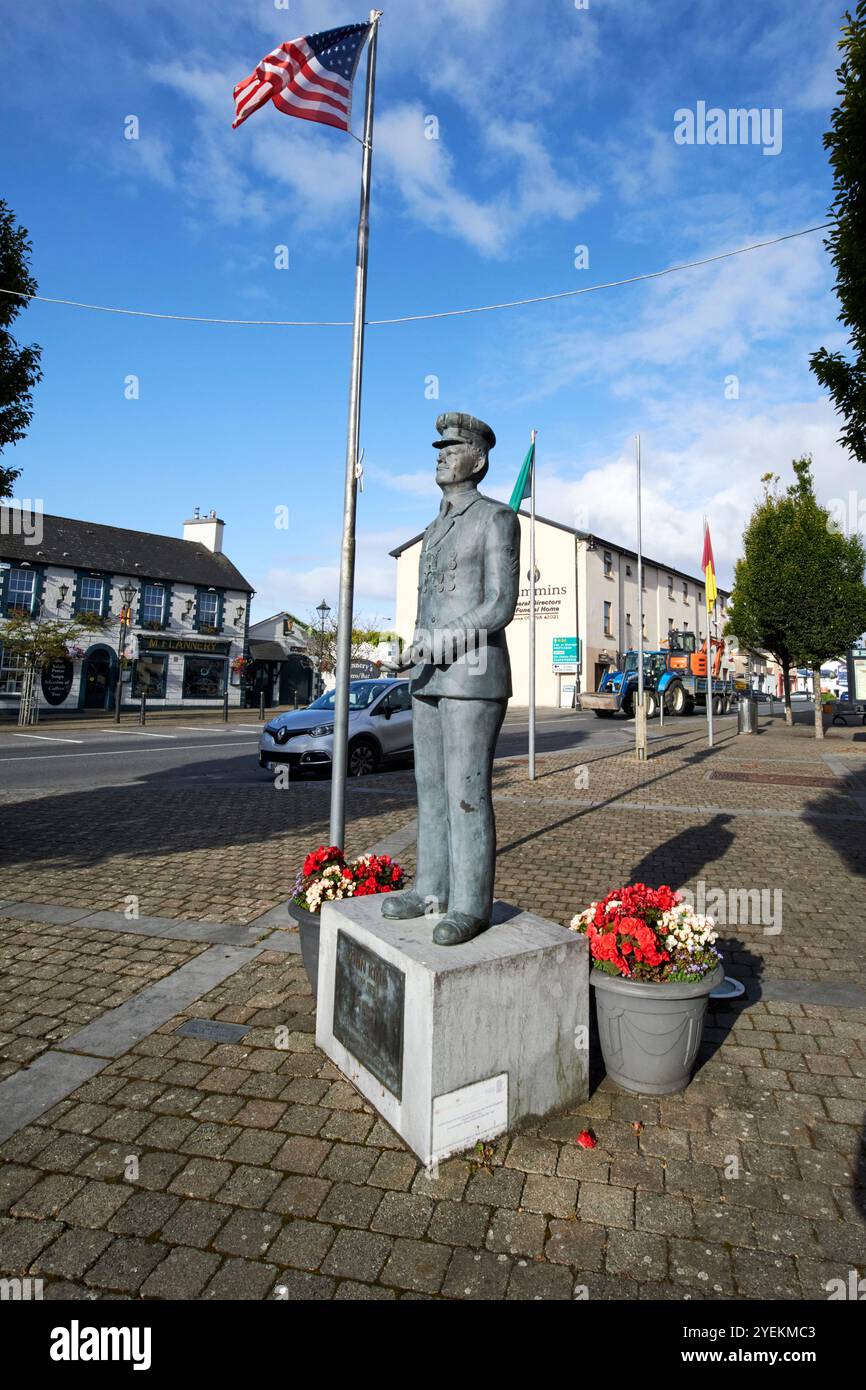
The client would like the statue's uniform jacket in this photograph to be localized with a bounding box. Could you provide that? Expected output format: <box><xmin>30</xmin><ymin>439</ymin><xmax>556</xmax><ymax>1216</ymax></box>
<box><xmin>407</xmin><ymin>490</ymin><xmax>520</xmax><ymax>698</ymax></box>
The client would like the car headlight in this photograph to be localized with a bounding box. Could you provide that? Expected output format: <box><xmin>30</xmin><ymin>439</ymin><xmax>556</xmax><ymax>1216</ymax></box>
<box><xmin>309</xmin><ymin>724</ymin><xmax>333</xmax><ymax>738</ymax></box>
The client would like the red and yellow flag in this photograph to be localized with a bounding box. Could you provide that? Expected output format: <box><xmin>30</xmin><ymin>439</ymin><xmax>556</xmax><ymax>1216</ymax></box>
<box><xmin>701</xmin><ymin>521</ymin><xmax>718</xmax><ymax>611</ymax></box>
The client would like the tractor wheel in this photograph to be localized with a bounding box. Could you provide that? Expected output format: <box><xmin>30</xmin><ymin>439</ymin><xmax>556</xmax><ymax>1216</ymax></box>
<box><xmin>668</xmin><ymin>683</ymin><xmax>687</xmax><ymax>715</ymax></box>
<box><xmin>622</xmin><ymin>698</ymin><xmax>634</xmax><ymax>719</ymax></box>
<box><xmin>645</xmin><ymin>691</ymin><xmax>659</xmax><ymax>719</ymax></box>
<box><xmin>684</xmin><ymin>695</ymin><xmax>696</xmax><ymax>715</ymax></box>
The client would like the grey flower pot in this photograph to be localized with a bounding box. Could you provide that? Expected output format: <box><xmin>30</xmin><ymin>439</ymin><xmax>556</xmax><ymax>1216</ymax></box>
<box><xmin>288</xmin><ymin>901</ymin><xmax>320</xmax><ymax>997</ymax></box>
<box><xmin>591</xmin><ymin>962</ymin><xmax>725</xmax><ymax>1095</ymax></box>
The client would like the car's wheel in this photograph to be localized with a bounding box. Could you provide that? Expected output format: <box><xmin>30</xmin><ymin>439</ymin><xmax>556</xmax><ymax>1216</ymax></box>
<box><xmin>668</xmin><ymin>682</ymin><xmax>686</xmax><ymax>715</ymax></box>
<box><xmin>348</xmin><ymin>738</ymin><xmax>379</xmax><ymax>777</ymax></box>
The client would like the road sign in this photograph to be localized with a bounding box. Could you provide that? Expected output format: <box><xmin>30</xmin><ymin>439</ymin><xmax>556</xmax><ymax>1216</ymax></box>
<box><xmin>553</xmin><ymin>637</ymin><xmax>580</xmax><ymax>669</ymax></box>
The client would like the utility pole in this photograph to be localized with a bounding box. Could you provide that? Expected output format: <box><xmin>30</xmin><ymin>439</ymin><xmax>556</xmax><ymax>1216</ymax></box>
<box><xmin>635</xmin><ymin>435</ymin><xmax>647</xmax><ymax>762</ymax></box>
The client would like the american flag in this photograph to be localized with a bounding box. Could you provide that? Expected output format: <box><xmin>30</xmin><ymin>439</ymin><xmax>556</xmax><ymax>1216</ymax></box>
<box><xmin>232</xmin><ymin>24</ymin><xmax>371</xmax><ymax>133</ymax></box>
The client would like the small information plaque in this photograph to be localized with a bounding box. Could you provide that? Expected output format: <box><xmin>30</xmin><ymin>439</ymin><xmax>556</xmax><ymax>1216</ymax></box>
<box><xmin>432</xmin><ymin>1072</ymin><xmax>508</xmax><ymax>1156</ymax></box>
<box><xmin>333</xmin><ymin>931</ymin><xmax>405</xmax><ymax>1099</ymax></box>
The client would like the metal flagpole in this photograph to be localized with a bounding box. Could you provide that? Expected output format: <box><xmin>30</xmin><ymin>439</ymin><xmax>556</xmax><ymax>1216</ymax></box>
<box><xmin>704</xmin><ymin>516</ymin><xmax>714</xmax><ymax>750</ymax></box>
<box><xmin>329</xmin><ymin>12</ymin><xmax>381</xmax><ymax>849</ymax></box>
<box><xmin>635</xmin><ymin>435</ymin><xmax>647</xmax><ymax>762</ymax></box>
<box><xmin>528</xmin><ymin>429</ymin><xmax>538</xmax><ymax>781</ymax></box>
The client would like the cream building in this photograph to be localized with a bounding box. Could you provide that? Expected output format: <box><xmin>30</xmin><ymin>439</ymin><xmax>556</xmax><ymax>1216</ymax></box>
<box><xmin>391</xmin><ymin>511</ymin><xmax>730</xmax><ymax>709</ymax></box>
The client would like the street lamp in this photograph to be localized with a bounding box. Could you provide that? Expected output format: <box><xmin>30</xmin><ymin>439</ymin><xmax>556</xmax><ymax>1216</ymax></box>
<box><xmin>114</xmin><ymin>582</ymin><xmax>137</xmax><ymax>723</ymax></box>
<box><xmin>316</xmin><ymin>599</ymin><xmax>331</xmax><ymax>696</ymax></box>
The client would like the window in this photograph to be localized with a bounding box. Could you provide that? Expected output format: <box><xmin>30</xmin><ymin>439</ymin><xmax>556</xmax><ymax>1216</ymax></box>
<box><xmin>668</xmin><ymin>617</ymin><xmax>674</xmax><ymax>632</ymax></box>
<box><xmin>140</xmin><ymin>583</ymin><xmax>166</xmax><ymax>627</ymax></box>
<box><xmin>626</xmin><ymin>613</ymin><xmax>631</xmax><ymax>627</ymax></box>
<box><xmin>683</xmin><ymin>582</ymin><xmax>688</xmax><ymax>600</ymax></box>
<box><xmin>197</xmin><ymin>590</ymin><xmax>220</xmax><ymax>631</ymax></box>
<box><xmin>667</xmin><ymin>576</ymin><xmax>674</xmax><ymax>597</ymax></box>
<box><xmin>698</xmin><ymin>590</ymin><xmax>703</xmax><ymax>605</ymax></box>
<box><xmin>385</xmin><ymin>684</ymin><xmax>411</xmax><ymax>713</ymax></box>
<box><xmin>0</xmin><ymin>644</ymin><xmax>26</xmax><ymax>693</ymax></box>
<box><xmin>625</xmin><ymin>564</ymin><xmax>632</xmax><ymax>577</ymax></box>
<box><xmin>603</xmin><ymin>601</ymin><xmax>612</xmax><ymax>636</ymax></box>
<box><xmin>183</xmin><ymin>655</ymin><xmax>226</xmax><ymax>699</ymax></box>
<box><xmin>132</xmin><ymin>654</ymin><xmax>168</xmax><ymax>698</ymax></box>
<box><xmin>603</xmin><ymin>550</ymin><xmax>613</xmax><ymax>577</ymax></box>
<box><xmin>78</xmin><ymin>575</ymin><xmax>104</xmax><ymax>615</ymax></box>
<box><xmin>6</xmin><ymin>567</ymin><xmax>35</xmax><ymax>614</ymax></box>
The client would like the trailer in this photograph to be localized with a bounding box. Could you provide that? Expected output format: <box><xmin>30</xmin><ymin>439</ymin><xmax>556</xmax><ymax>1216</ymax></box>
<box><xmin>579</xmin><ymin>631</ymin><xmax>735</xmax><ymax>718</ymax></box>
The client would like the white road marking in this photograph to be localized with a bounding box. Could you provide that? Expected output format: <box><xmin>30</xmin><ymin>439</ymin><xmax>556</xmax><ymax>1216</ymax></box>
<box><xmin>10</xmin><ymin>733</ymin><xmax>85</xmax><ymax>744</ymax></box>
<box><xmin>98</xmin><ymin>729</ymin><xmax>178</xmax><ymax>739</ymax></box>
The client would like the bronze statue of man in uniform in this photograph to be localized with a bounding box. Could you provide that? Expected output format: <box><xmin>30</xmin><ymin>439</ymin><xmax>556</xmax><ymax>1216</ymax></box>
<box><xmin>382</xmin><ymin>413</ymin><xmax>520</xmax><ymax>945</ymax></box>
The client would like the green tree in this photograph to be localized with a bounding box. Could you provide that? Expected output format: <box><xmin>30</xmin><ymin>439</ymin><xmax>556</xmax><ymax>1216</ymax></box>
<box><xmin>311</xmin><ymin>612</ymin><xmax>398</xmax><ymax>676</ymax></box>
<box><xmin>810</xmin><ymin>2</ymin><xmax>866</xmax><ymax>462</ymax></box>
<box><xmin>725</xmin><ymin>457</ymin><xmax>866</xmax><ymax>737</ymax></box>
<box><xmin>0</xmin><ymin>200</ymin><xmax>43</xmax><ymax>498</ymax></box>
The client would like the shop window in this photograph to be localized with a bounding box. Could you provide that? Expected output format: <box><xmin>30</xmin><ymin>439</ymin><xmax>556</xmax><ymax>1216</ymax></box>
<box><xmin>183</xmin><ymin>656</ymin><xmax>226</xmax><ymax>699</ymax></box>
<box><xmin>133</xmin><ymin>654</ymin><xmax>168</xmax><ymax>698</ymax></box>
<box><xmin>0</xmin><ymin>644</ymin><xmax>26</xmax><ymax>693</ymax></box>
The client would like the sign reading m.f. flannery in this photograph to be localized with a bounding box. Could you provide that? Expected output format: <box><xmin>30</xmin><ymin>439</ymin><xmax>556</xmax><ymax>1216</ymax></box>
<box><xmin>138</xmin><ymin>636</ymin><xmax>231</xmax><ymax>656</ymax></box>
<box><xmin>333</xmin><ymin>931</ymin><xmax>405</xmax><ymax>1098</ymax></box>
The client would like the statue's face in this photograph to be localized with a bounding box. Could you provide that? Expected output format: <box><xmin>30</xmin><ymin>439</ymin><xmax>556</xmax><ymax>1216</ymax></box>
<box><xmin>436</xmin><ymin>440</ymin><xmax>484</xmax><ymax>486</ymax></box>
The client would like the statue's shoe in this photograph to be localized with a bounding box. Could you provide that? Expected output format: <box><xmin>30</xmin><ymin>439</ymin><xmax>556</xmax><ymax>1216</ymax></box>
<box><xmin>432</xmin><ymin>911</ymin><xmax>487</xmax><ymax>946</ymax></box>
<box><xmin>381</xmin><ymin>890</ymin><xmax>444</xmax><ymax>920</ymax></box>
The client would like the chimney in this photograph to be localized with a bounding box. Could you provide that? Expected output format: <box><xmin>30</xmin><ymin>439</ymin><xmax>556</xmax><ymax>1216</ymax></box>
<box><xmin>183</xmin><ymin>508</ymin><xmax>225</xmax><ymax>554</ymax></box>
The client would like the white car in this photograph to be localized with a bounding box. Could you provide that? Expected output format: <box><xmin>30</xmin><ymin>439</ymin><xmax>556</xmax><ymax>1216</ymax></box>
<box><xmin>258</xmin><ymin>678</ymin><xmax>413</xmax><ymax>777</ymax></box>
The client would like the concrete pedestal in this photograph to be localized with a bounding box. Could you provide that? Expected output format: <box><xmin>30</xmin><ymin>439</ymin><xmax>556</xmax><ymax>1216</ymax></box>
<box><xmin>315</xmin><ymin>897</ymin><xmax>589</xmax><ymax>1167</ymax></box>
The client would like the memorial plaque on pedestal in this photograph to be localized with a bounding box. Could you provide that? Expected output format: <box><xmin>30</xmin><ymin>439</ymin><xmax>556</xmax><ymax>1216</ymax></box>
<box><xmin>333</xmin><ymin>931</ymin><xmax>405</xmax><ymax>1098</ymax></box>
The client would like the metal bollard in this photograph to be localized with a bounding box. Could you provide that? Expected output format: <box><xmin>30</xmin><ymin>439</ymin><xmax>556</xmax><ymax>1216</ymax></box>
<box><xmin>139</xmin><ymin>692</ymin><xmax>146</xmax><ymax>725</ymax></box>
<box><xmin>223</xmin><ymin>685</ymin><xmax>229</xmax><ymax>723</ymax></box>
<box><xmin>259</xmin><ymin>691</ymin><xmax>265</xmax><ymax>720</ymax></box>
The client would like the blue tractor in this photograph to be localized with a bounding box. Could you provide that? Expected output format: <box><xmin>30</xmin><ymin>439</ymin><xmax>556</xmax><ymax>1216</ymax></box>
<box><xmin>579</xmin><ymin>631</ymin><xmax>733</xmax><ymax>718</ymax></box>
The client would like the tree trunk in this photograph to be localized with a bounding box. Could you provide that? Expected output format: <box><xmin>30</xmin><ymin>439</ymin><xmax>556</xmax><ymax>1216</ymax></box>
<box><xmin>782</xmin><ymin>664</ymin><xmax>793</xmax><ymax>726</ymax></box>
<box><xmin>814</xmin><ymin>667</ymin><xmax>825</xmax><ymax>740</ymax></box>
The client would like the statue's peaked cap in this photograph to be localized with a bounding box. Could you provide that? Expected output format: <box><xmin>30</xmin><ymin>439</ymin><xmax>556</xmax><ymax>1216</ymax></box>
<box><xmin>431</xmin><ymin>412</ymin><xmax>496</xmax><ymax>451</ymax></box>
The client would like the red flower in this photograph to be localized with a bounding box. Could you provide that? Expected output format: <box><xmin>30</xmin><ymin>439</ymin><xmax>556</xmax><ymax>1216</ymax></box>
<box><xmin>576</xmin><ymin>1130</ymin><xmax>598</xmax><ymax>1149</ymax></box>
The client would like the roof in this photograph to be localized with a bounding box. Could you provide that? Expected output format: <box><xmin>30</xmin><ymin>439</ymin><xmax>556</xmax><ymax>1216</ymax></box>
<box><xmin>389</xmin><ymin>508</ymin><xmax>729</xmax><ymax>598</ymax></box>
<box><xmin>0</xmin><ymin>509</ymin><xmax>254</xmax><ymax>592</ymax></box>
<box><xmin>249</xmin><ymin>639</ymin><xmax>290</xmax><ymax>662</ymax></box>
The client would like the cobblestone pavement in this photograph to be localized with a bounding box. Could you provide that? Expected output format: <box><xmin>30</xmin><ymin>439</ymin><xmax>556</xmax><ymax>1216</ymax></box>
<box><xmin>0</xmin><ymin>720</ymin><xmax>864</xmax><ymax>1299</ymax></box>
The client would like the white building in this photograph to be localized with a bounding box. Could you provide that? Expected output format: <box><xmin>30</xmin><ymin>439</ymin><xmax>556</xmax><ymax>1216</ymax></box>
<box><xmin>0</xmin><ymin>506</ymin><xmax>253</xmax><ymax>716</ymax></box>
<box><xmin>391</xmin><ymin>511</ymin><xmax>730</xmax><ymax>708</ymax></box>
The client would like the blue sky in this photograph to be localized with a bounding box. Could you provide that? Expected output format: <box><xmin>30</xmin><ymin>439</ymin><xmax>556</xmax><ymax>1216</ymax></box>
<box><xmin>0</xmin><ymin>0</ymin><xmax>857</xmax><ymax>622</ymax></box>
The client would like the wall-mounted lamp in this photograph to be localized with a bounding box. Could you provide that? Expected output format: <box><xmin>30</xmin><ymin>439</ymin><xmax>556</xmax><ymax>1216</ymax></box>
<box><xmin>57</xmin><ymin>582</ymin><xmax>70</xmax><ymax>609</ymax></box>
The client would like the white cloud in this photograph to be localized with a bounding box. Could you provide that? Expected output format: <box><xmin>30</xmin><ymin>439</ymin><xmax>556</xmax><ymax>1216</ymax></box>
<box><xmin>543</xmin><ymin>396</ymin><xmax>863</xmax><ymax>588</ymax></box>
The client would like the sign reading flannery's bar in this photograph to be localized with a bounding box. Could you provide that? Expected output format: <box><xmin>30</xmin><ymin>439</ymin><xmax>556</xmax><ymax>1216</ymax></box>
<box><xmin>138</xmin><ymin>636</ymin><xmax>231</xmax><ymax>655</ymax></box>
<box><xmin>333</xmin><ymin>931</ymin><xmax>405</xmax><ymax>1099</ymax></box>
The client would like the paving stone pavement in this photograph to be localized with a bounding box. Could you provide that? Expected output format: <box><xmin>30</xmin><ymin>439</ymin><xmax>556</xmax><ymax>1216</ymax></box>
<box><xmin>0</xmin><ymin>721</ymin><xmax>863</xmax><ymax>1299</ymax></box>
